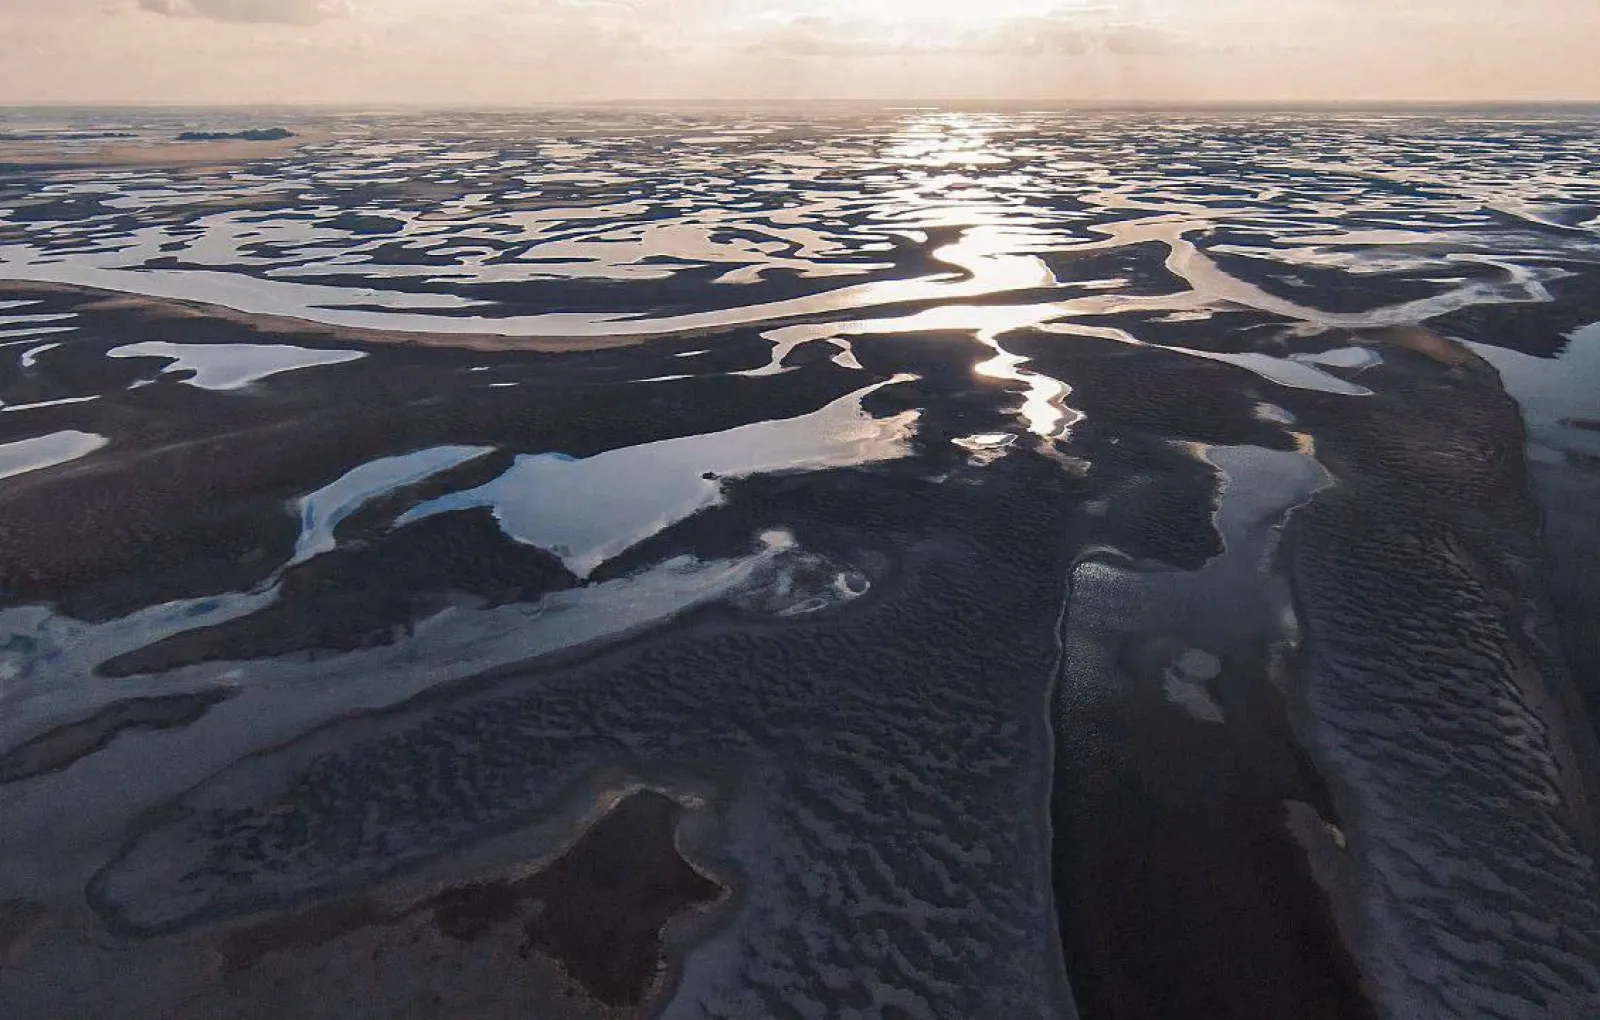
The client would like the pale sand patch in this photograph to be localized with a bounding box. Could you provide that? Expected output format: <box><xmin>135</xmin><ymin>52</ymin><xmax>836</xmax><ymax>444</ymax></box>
<box><xmin>0</xmin><ymin>132</ymin><xmax>329</xmax><ymax>169</ymax></box>
<box><xmin>1368</xmin><ymin>324</ymin><xmax>1480</xmax><ymax>367</ymax></box>
<box><xmin>0</xmin><ymin>280</ymin><xmax>677</xmax><ymax>354</ymax></box>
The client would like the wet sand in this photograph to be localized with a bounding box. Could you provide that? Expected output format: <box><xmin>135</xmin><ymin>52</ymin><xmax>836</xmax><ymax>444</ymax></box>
<box><xmin>1281</xmin><ymin>343</ymin><xmax>1600</xmax><ymax>1017</ymax></box>
<box><xmin>1031</xmin><ymin>327</ymin><xmax>1600</xmax><ymax>1018</ymax></box>
<box><xmin>2</xmin><ymin>281</ymin><xmax>1593</xmax><ymax>1019</ymax></box>
<box><xmin>3</xmin><ymin>108</ymin><xmax>1600</xmax><ymax>1020</ymax></box>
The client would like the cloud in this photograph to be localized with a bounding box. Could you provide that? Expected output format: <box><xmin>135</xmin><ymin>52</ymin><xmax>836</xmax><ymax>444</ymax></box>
<box><xmin>6</xmin><ymin>0</ymin><xmax>1599</xmax><ymax>103</ymax></box>
<box><xmin>984</xmin><ymin>16</ymin><xmax>1178</xmax><ymax>57</ymax></box>
<box><xmin>737</xmin><ymin>7</ymin><xmax>1180</xmax><ymax>59</ymax></box>
<box><xmin>136</xmin><ymin>0</ymin><xmax>350</xmax><ymax>25</ymax></box>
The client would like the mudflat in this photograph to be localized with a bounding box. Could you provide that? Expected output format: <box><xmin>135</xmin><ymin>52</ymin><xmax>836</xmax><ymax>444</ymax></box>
<box><xmin>2</xmin><ymin>107</ymin><xmax>1599</xmax><ymax>1020</ymax></box>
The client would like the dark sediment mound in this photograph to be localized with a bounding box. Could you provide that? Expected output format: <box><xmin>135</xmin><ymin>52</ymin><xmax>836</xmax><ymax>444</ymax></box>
<box><xmin>319</xmin><ymin>213</ymin><xmax>406</xmax><ymax>236</ymax></box>
<box><xmin>99</xmin><ymin>509</ymin><xmax>578</xmax><ymax>675</ymax></box>
<box><xmin>176</xmin><ymin>129</ymin><xmax>295</xmax><ymax>143</ymax></box>
<box><xmin>216</xmin><ymin>792</ymin><xmax>720</xmax><ymax>1007</ymax></box>
<box><xmin>443</xmin><ymin>791</ymin><xmax>721</xmax><ymax>1006</ymax></box>
<box><xmin>1039</xmin><ymin>241</ymin><xmax>1192</xmax><ymax>296</ymax></box>
<box><xmin>1006</xmin><ymin>331</ymin><xmax>1300</xmax><ymax>453</ymax></box>
<box><xmin>1207</xmin><ymin>248</ymin><xmax>1494</xmax><ymax>316</ymax></box>
<box><xmin>218</xmin><ymin>897</ymin><xmax>386</xmax><ymax>971</ymax></box>
<box><xmin>1432</xmin><ymin>262</ymin><xmax>1600</xmax><ymax>359</ymax></box>
<box><xmin>0</xmin><ymin>132</ymin><xmax>136</xmax><ymax>142</ymax></box>
<box><xmin>0</xmin><ymin>689</ymin><xmax>235</xmax><ymax>783</ymax></box>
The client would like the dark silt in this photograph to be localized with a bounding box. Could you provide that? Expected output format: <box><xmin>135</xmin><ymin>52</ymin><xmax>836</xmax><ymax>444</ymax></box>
<box><xmin>215</xmin><ymin>791</ymin><xmax>722</xmax><ymax>1008</ymax></box>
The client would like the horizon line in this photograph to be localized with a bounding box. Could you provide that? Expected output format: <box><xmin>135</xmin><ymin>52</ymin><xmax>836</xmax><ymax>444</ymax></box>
<box><xmin>5</xmin><ymin>98</ymin><xmax>1600</xmax><ymax>112</ymax></box>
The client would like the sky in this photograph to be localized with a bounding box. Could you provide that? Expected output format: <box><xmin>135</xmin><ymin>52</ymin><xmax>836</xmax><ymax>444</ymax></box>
<box><xmin>1</xmin><ymin>0</ymin><xmax>1597</xmax><ymax>106</ymax></box>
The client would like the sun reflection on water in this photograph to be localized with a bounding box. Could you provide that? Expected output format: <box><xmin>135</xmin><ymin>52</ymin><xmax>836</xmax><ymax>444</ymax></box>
<box><xmin>879</xmin><ymin>115</ymin><xmax>1085</xmax><ymax>441</ymax></box>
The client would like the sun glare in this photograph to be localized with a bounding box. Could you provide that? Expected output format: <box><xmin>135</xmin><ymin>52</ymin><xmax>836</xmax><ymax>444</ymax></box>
<box><xmin>824</xmin><ymin>0</ymin><xmax>1075</xmax><ymax>27</ymax></box>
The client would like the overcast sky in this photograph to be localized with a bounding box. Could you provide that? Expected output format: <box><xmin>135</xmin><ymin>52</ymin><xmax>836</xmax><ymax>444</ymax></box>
<box><xmin>2</xmin><ymin>0</ymin><xmax>1597</xmax><ymax>105</ymax></box>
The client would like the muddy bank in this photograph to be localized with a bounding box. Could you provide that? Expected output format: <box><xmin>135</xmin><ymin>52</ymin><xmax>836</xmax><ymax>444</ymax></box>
<box><xmin>1281</xmin><ymin>341</ymin><xmax>1600</xmax><ymax>1018</ymax></box>
<box><xmin>1031</xmin><ymin>329</ymin><xmax>1600</xmax><ymax>1020</ymax></box>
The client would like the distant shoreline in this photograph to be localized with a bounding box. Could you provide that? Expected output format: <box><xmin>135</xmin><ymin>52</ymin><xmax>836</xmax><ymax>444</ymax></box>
<box><xmin>2</xmin><ymin>100</ymin><xmax>1599</xmax><ymax>116</ymax></box>
<box><xmin>0</xmin><ymin>129</ymin><xmax>324</xmax><ymax>168</ymax></box>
